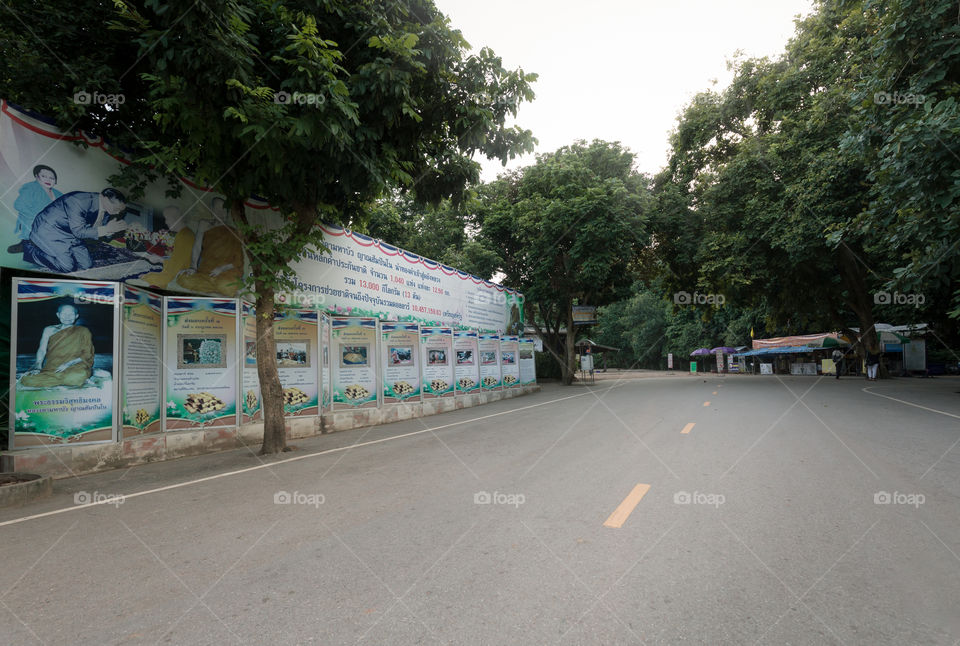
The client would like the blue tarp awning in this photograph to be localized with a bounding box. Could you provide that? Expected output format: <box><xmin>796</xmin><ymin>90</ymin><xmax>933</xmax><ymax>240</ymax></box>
<box><xmin>734</xmin><ymin>345</ymin><xmax>823</xmax><ymax>357</ymax></box>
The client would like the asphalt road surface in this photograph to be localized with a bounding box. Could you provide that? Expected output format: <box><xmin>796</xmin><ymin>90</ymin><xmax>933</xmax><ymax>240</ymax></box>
<box><xmin>2</xmin><ymin>375</ymin><xmax>959</xmax><ymax>645</ymax></box>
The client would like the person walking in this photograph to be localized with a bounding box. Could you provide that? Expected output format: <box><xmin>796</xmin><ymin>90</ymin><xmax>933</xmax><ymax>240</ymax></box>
<box><xmin>832</xmin><ymin>348</ymin><xmax>844</xmax><ymax>379</ymax></box>
<box><xmin>866</xmin><ymin>348</ymin><xmax>880</xmax><ymax>381</ymax></box>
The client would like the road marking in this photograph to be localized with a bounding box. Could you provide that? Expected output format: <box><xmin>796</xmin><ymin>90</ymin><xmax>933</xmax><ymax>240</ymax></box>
<box><xmin>0</xmin><ymin>386</ymin><xmax>625</xmax><ymax>529</ymax></box>
<box><xmin>681</xmin><ymin>423</ymin><xmax>695</xmax><ymax>434</ymax></box>
<box><xmin>603</xmin><ymin>484</ymin><xmax>651</xmax><ymax>528</ymax></box>
<box><xmin>863</xmin><ymin>387</ymin><xmax>960</xmax><ymax>420</ymax></box>
<box><xmin>703</xmin><ymin>401</ymin><xmax>710</xmax><ymax>407</ymax></box>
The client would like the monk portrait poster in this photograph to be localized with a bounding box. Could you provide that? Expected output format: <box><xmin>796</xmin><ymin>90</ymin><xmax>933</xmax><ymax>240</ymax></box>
<box><xmin>10</xmin><ymin>278</ymin><xmax>119</xmax><ymax>447</ymax></box>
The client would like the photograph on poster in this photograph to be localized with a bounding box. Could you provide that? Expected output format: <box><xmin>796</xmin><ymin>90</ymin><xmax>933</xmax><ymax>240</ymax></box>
<box><xmin>277</xmin><ymin>341</ymin><xmax>310</xmax><ymax>367</ymax></box>
<box><xmin>341</xmin><ymin>345</ymin><xmax>369</xmax><ymax>367</ymax></box>
<box><xmin>245</xmin><ymin>340</ymin><xmax>257</xmax><ymax>365</ymax></box>
<box><xmin>389</xmin><ymin>346</ymin><xmax>414</xmax><ymax>366</ymax></box>
<box><xmin>16</xmin><ymin>301</ymin><xmax>109</xmax><ymax>389</ymax></box>
<box><xmin>456</xmin><ymin>349</ymin><xmax>474</xmax><ymax>365</ymax></box>
<box><xmin>428</xmin><ymin>349</ymin><xmax>447</xmax><ymax>365</ymax></box>
<box><xmin>480</xmin><ymin>351</ymin><xmax>497</xmax><ymax>365</ymax></box>
<box><xmin>13</xmin><ymin>285</ymin><xmax>117</xmax><ymax>443</ymax></box>
<box><xmin>502</xmin><ymin>351</ymin><xmax>516</xmax><ymax>365</ymax></box>
<box><xmin>177</xmin><ymin>334</ymin><xmax>227</xmax><ymax>369</ymax></box>
<box><xmin>519</xmin><ymin>347</ymin><xmax>534</xmax><ymax>360</ymax></box>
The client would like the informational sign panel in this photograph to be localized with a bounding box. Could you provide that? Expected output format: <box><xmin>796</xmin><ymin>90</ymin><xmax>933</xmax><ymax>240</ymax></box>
<box><xmin>331</xmin><ymin>317</ymin><xmax>378</xmax><ymax>409</ymax></box>
<box><xmin>580</xmin><ymin>354</ymin><xmax>594</xmax><ymax>371</ymax></box>
<box><xmin>760</xmin><ymin>363</ymin><xmax>773</xmax><ymax>375</ymax></box>
<box><xmin>572</xmin><ymin>305</ymin><xmax>597</xmax><ymax>325</ymax></box>
<box><xmin>320</xmin><ymin>314</ymin><xmax>331</xmax><ymax>411</ymax></box>
<box><xmin>500</xmin><ymin>336</ymin><xmax>521</xmax><ymax>387</ymax></box>
<box><xmin>690</xmin><ymin>362</ymin><xmax>697</xmax><ymax>374</ymax></box>
<box><xmin>479</xmin><ymin>333</ymin><xmax>501</xmax><ymax>390</ymax></box>
<box><xmin>288</xmin><ymin>226</ymin><xmax>525</xmax><ymax>333</ymax></box>
<box><xmin>121</xmin><ymin>285</ymin><xmax>162</xmax><ymax>437</ymax></box>
<box><xmin>240</xmin><ymin>301</ymin><xmax>261</xmax><ymax>423</ymax></box>
<box><xmin>164</xmin><ymin>297</ymin><xmax>238</xmax><ymax>430</ymax></box>
<box><xmin>716</xmin><ymin>350</ymin><xmax>724</xmax><ymax>373</ymax></box>
<box><xmin>381</xmin><ymin>322</ymin><xmax>421</xmax><ymax>404</ymax></box>
<box><xmin>667</xmin><ymin>353</ymin><xmax>674</xmax><ymax>369</ymax></box>
<box><xmin>274</xmin><ymin>309</ymin><xmax>319</xmax><ymax>416</ymax></box>
<box><xmin>454</xmin><ymin>330</ymin><xmax>481</xmax><ymax>394</ymax></box>
<box><xmin>420</xmin><ymin>327</ymin><xmax>455</xmax><ymax>398</ymax></box>
<box><xmin>518</xmin><ymin>338</ymin><xmax>536</xmax><ymax>385</ymax></box>
<box><xmin>10</xmin><ymin>278</ymin><xmax>120</xmax><ymax>448</ymax></box>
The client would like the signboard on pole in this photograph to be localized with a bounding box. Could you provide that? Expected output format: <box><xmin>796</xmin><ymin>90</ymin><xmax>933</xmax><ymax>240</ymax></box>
<box><xmin>667</xmin><ymin>353</ymin><xmax>673</xmax><ymax>370</ymax></box>
<box><xmin>572</xmin><ymin>306</ymin><xmax>597</xmax><ymax>325</ymax></box>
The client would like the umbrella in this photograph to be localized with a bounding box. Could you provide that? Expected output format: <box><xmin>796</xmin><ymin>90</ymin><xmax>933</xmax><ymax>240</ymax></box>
<box><xmin>710</xmin><ymin>346</ymin><xmax>737</xmax><ymax>353</ymax></box>
<box><xmin>690</xmin><ymin>348</ymin><xmax>712</xmax><ymax>356</ymax></box>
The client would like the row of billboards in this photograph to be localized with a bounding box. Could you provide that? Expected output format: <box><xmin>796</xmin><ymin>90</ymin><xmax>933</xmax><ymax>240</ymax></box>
<box><xmin>9</xmin><ymin>278</ymin><xmax>536</xmax><ymax>449</ymax></box>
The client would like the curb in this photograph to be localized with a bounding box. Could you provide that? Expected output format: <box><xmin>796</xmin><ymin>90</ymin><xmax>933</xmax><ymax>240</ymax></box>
<box><xmin>0</xmin><ymin>473</ymin><xmax>53</xmax><ymax>508</ymax></box>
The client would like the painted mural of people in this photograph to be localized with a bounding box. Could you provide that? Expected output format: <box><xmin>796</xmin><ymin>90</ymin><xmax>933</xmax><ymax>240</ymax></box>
<box><xmin>8</xmin><ymin>164</ymin><xmax>64</xmax><ymax>254</ymax></box>
<box><xmin>20</xmin><ymin>303</ymin><xmax>95</xmax><ymax>388</ymax></box>
<box><xmin>140</xmin><ymin>206</ymin><xmax>198</xmax><ymax>289</ymax></box>
<box><xmin>22</xmin><ymin>188</ymin><xmax>129</xmax><ymax>273</ymax></box>
<box><xmin>176</xmin><ymin>197</ymin><xmax>245</xmax><ymax>297</ymax></box>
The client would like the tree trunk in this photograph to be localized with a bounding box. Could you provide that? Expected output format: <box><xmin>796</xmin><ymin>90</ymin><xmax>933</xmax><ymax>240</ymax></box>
<box><xmin>563</xmin><ymin>305</ymin><xmax>576</xmax><ymax>385</ymax></box>
<box><xmin>256</xmin><ymin>280</ymin><xmax>287</xmax><ymax>453</ymax></box>
<box><xmin>836</xmin><ymin>244</ymin><xmax>882</xmax><ymax>378</ymax></box>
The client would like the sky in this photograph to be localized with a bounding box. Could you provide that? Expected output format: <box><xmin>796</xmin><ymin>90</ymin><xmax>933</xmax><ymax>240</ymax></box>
<box><xmin>432</xmin><ymin>0</ymin><xmax>815</xmax><ymax>181</ymax></box>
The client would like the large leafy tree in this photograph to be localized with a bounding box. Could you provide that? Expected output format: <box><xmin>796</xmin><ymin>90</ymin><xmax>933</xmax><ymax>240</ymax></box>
<box><xmin>2</xmin><ymin>0</ymin><xmax>536</xmax><ymax>452</ymax></box>
<box><xmin>836</xmin><ymin>0</ymin><xmax>960</xmax><ymax>320</ymax></box>
<box><xmin>474</xmin><ymin>140</ymin><xmax>650</xmax><ymax>384</ymax></box>
<box><xmin>650</xmin><ymin>2</ymin><xmax>897</xmax><ymax>360</ymax></box>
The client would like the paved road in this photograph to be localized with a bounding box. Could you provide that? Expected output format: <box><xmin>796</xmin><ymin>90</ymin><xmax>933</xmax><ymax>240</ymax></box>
<box><xmin>2</xmin><ymin>375</ymin><xmax>959</xmax><ymax>645</ymax></box>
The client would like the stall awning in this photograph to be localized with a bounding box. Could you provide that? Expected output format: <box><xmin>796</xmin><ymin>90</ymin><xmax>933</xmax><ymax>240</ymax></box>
<box><xmin>735</xmin><ymin>345</ymin><xmax>824</xmax><ymax>357</ymax></box>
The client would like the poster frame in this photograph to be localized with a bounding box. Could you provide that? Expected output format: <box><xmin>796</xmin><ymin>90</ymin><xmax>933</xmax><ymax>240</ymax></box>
<box><xmin>9</xmin><ymin>277</ymin><xmax>121</xmax><ymax>449</ymax></box>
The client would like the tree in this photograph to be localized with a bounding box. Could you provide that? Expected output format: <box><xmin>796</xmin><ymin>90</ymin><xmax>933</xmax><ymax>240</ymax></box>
<box><xmin>835</xmin><ymin>0</ymin><xmax>960</xmax><ymax>320</ymax></box>
<box><xmin>474</xmin><ymin>140</ymin><xmax>650</xmax><ymax>384</ymax></box>
<box><xmin>649</xmin><ymin>2</ymin><xmax>896</xmax><ymax>361</ymax></box>
<box><xmin>3</xmin><ymin>0</ymin><xmax>537</xmax><ymax>452</ymax></box>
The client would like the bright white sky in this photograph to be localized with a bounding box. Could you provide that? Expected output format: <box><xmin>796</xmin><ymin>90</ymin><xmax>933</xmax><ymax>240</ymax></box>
<box><xmin>433</xmin><ymin>0</ymin><xmax>814</xmax><ymax>181</ymax></box>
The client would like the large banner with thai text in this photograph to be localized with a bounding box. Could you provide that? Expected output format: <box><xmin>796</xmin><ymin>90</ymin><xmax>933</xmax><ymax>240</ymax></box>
<box><xmin>287</xmin><ymin>226</ymin><xmax>524</xmax><ymax>332</ymax></box>
<box><xmin>10</xmin><ymin>278</ymin><xmax>119</xmax><ymax>448</ymax></box>
<box><xmin>0</xmin><ymin>101</ymin><xmax>526</xmax><ymax>326</ymax></box>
